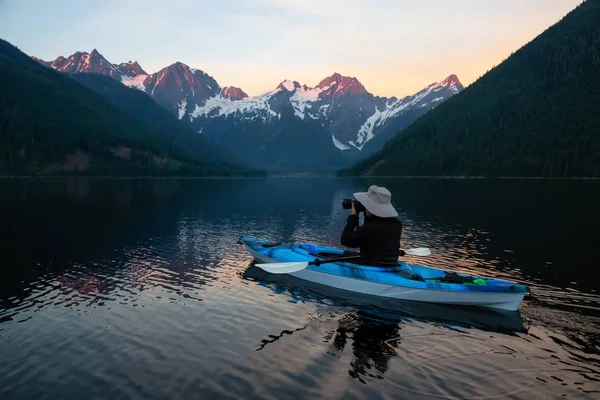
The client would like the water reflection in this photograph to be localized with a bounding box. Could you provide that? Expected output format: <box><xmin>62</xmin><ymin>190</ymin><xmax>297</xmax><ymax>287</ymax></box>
<box><xmin>256</xmin><ymin>326</ymin><xmax>308</xmax><ymax>352</ymax></box>
<box><xmin>325</xmin><ymin>311</ymin><xmax>400</xmax><ymax>384</ymax></box>
<box><xmin>2</xmin><ymin>177</ymin><xmax>598</xmax><ymax>319</ymax></box>
<box><xmin>1</xmin><ymin>178</ymin><xmax>599</xmax><ymax>399</ymax></box>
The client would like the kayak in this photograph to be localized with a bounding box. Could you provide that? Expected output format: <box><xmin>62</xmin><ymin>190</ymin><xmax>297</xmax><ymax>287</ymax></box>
<box><xmin>242</xmin><ymin>267</ymin><xmax>526</xmax><ymax>333</ymax></box>
<box><xmin>240</xmin><ymin>236</ymin><xmax>528</xmax><ymax>311</ymax></box>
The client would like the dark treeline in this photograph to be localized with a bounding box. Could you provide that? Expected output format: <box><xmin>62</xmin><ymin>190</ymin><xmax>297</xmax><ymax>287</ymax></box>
<box><xmin>340</xmin><ymin>0</ymin><xmax>600</xmax><ymax>177</ymax></box>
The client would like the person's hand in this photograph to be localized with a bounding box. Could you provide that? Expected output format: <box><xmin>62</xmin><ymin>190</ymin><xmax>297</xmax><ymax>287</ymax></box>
<box><xmin>351</xmin><ymin>202</ymin><xmax>357</xmax><ymax>216</ymax></box>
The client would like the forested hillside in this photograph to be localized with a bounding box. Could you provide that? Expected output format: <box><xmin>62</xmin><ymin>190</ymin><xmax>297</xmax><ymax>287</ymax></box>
<box><xmin>70</xmin><ymin>73</ymin><xmax>248</xmax><ymax>168</ymax></box>
<box><xmin>339</xmin><ymin>0</ymin><xmax>600</xmax><ymax>177</ymax></box>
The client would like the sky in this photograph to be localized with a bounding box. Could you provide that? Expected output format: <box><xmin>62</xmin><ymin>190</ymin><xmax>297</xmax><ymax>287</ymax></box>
<box><xmin>0</xmin><ymin>0</ymin><xmax>583</xmax><ymax>97</ymax></box>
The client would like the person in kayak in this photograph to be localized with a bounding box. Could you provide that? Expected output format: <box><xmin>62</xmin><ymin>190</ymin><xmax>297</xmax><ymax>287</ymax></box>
<box><xmin>341</xmin><ymin>185</ymin><xmax>402</xmax><ymax>267</ymax></box>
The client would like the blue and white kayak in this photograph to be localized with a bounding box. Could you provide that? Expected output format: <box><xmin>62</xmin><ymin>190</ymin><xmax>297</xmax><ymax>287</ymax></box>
<box><xmin>240</xmin><ymin>237</ymin><xmax>528</xmax><ymax>311</ymax></box>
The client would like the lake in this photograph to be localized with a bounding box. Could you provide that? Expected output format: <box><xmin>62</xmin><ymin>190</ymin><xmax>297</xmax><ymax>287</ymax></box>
<box><xmin>1</xmin><ymin>178</ymin><xmax>599</xmax><ymax>399</ymax></box>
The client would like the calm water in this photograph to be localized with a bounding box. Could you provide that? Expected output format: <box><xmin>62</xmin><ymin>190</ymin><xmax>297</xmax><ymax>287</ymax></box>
<box><xmin>1</xmin><ymin>178</ymin><xmax>599</xmax><ymax>399</ymax></box>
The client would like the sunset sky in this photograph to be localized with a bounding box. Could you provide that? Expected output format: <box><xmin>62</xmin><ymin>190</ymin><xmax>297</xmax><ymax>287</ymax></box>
<box><xmin>0</xmin><ymin>0</ymin><xmax>583</xmax><ymax>97</ymax></box>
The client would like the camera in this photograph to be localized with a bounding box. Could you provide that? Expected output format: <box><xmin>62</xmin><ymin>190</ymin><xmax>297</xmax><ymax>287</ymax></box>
<box><xmin>342</xmin><ymin>197</ymin><xmax>365</xmax><ymax>212</ymax></box>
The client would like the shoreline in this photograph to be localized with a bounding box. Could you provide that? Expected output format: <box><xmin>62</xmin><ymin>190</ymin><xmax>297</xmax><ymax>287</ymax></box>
<box><xmin>1</xmin><ymin>175</ymin><xmax>599</xmax><ymax>180</ymax></box>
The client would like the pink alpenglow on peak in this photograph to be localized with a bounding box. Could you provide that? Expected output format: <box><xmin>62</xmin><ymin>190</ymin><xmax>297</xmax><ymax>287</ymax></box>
<box><xmin>427</xmin><ymin>74</ymin><xmax>464</xmax><ymax>93</ymax></box>
<box><xmin>31</xmin><ymin>47</ymin><xmax>463</xmax><ymax>155</ymax></box>
<box><xmin>221</xmin><ymin>86</ymin><xmax>248</xmax><ymax>100</ymax></box>
<box><xmin>138</xmin><ymin>62</ymin><xmax>221</xmax><ymax>114</ymax></box>
<box><xmin>42</xmin><ymin>49</ymin><xmax>122</xmax><ymax>79</ymax></box>
<box><xmin>444</xmin><ymin>74</ymin><xmax>462</xmax><ymax>87</ymax></box>
<box><xmin>117</xmin><ymin>61</ymin><xmax>147</xmax><ymax>77</ymax></box>
<box><xmin>315</xmin><ymin>73</ymin><xmax>368</xmax><ymax>100</ymax></box>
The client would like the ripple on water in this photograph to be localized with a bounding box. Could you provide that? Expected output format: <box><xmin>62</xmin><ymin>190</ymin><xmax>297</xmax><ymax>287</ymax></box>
<box><xmin>1</xmin><ymin>178</ymin><xmax>599</xmax><ymax>399</ymax></box>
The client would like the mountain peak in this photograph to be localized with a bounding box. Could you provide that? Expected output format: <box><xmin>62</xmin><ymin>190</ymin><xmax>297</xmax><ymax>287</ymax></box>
<box><xmin>317</xmin><ymin>72</ymin><xmax>340</xmax><ymax>87</ymax></box>
<box><xmin>425</xmin><ymin>74</ymin><xmax>464</xmax><ymax>93</ymax></box>
<box><xmin>442</xmin><ymin>74</ymin><xmax>463</xmax><ymax>89</ymax></box>
<box><xmin>277</xmin><ymin>80</ymin><xmax>301</xmax><ymax>91</ymax></box>
<box><xmin>45</xmin><ymin>48</ymin><xmax>121</xmax><ymax>79</ymax></box>
<box><xmin>222</xmin><ymin>86</ymin><xmax>248</xmax><ymax>100</ymax></box>
<box><xmin>317</xmin><ymin>72</ymin><xmax>363</xmax><ymax>87</ymax></box>
<box><xmin>117</xmin><ymin>60</ymin><xmax>147</xmax><ymax>77</ymax></box>
<box><xmin>315</xmin><ymin>72</ymin><xmax>367</xmax><ymax>97</ymax></box>
<box><xmin>168</xmin><ymin>61</ymin><xmax>189</xmax><ymax>70</ymax></box>
<box><xmin>144</xmin><ymin>62</ymin><xmax>221</xmax><ymax>115</ymax></box>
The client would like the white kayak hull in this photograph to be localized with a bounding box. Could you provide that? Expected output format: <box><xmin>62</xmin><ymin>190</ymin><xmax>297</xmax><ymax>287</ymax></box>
<box><xmin>245</xmin><ymin>245</ymin><xmax>525</xmax><ymax>311</ymax></box>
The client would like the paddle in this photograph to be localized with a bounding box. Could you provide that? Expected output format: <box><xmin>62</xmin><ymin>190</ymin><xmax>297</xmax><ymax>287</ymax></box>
<box><xmin>402</xmin><ymin>247</ymin><xmax>431</xmax><ymax>257</ymax></box>
<box><xmin>255</xmin><ymin>247</ymin><xmax>431</xmax><ymax>274</ymax></box>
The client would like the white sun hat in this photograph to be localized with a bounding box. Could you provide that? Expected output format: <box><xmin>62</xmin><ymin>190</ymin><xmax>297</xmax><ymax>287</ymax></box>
<box><xmin>353</xmin><ymin>185</ymin><xmax>398</xmax><ymax>218</ymax></box>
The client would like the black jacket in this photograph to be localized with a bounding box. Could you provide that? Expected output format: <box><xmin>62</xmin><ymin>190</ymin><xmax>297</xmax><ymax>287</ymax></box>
<box><xmin>341</xmin><ymin>214</ymin><xmax>403</xmax><ymax>266</ymax></box>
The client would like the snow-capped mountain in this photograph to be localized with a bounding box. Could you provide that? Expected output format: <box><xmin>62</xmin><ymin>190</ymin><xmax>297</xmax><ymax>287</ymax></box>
<box><xmin>181</xmin><ymin>72</ymin><xmax>462</xmax><ymax>169</ymax></box>
<box><xmin>34</xmin><ymin>49</ymin><xmax>147</xmax><ymax>82</ymax></box>
<box><xmin>34</xmin><ymin>49</ymin><xmax>463</xmax><ymax>170</ymax></box>
<box><xmin>221</xmin><ymin>86</ymin><xmax>248</xmax><ymax>101</ymax></box>
<box><xmin>185</xmin><ymin>72</ymin><xmax>463</xmax><ymax>152</ymax></box>
<box><xmin>123</xmin><ymin>62</ymin><xmax>222</xmax><ymax>118</ymax></box>
<box><xmin>37</xmin><ymin>49</ymin><xmax>123</xmax><ymax>80</ymax></box>
<box><xmin>116</xmin><ymin>61</ymin><xmax>147</xmax><ymax>78</ymax></box>
<box><xmin>353</xmin><ymin>74</ymin><xmax>464</xmax><ymax>151</ymax></box>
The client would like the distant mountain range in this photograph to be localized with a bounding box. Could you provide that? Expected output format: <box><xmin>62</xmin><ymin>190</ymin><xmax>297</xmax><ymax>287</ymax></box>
<box><xmin>339</xmin><ymin>0</ymin><xmax>600</xmax><ymax>177</ymax></box>
<box><xmin>0</xmin><ymin>40</ymin><xmax>263</xmax><ymax>177</ymax></box>
<box><xmin>10</xmin><ymin>0</ymin><xmax>597</xmax><ymax>177</ymax></box>
<box><xmin>33</xmin><ymin>50</ymin><xmax>462</xmax><ymax>170</ymax></box>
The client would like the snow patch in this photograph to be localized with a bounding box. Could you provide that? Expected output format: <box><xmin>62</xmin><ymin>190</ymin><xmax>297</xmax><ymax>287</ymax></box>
<box><xmin>355</xmin><ymin>107</ymin><xmax>381</xmax><ymax>150</ymax></box>
<box><xmin>178</xmin><ymin>99</ymin><xmax>187</xmax><ymax>120</ymax></box>
<box><xmin>185</xmin><ymin>74</ymin><xmax>460</xmax><ymax>152</ymax></box>
<box><xmin>280</xmin><ymin>80</ymin><xmax>295</xmax><ymax>91</ymax></box>
<box><xmin>332</xmin><ymin>135</ymin><xmax>352</xmax><ymax>151</ymax></box>
<box><xmin>191</xmin><ymin>92</ymin><xmax>279</xmax><ymax>122</ymax></box>
<box><xmin>289</xmin><ymin>86</ymin><xmax>330</xmax><ymax>120</ymax></box>
<box><xmin>293</xmin><ymin>107</ymin><xmax>305</xmax><ymax>119</ymax></box>
<box><xmin>122</xmin><ymin>74</ymin><xmax>148</xmax><ymax>91</ymax></box>
<box><xmin>344</xmin><ymin>77</ymin><xmax>460</xmax><ymax>150</ymax></box>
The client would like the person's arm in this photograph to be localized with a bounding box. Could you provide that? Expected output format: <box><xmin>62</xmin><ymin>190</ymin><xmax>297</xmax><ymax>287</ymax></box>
<box><xmin>341</xmin><ymin>212</ymin><xmax>370</xmax><ymax>248</ymax></box>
